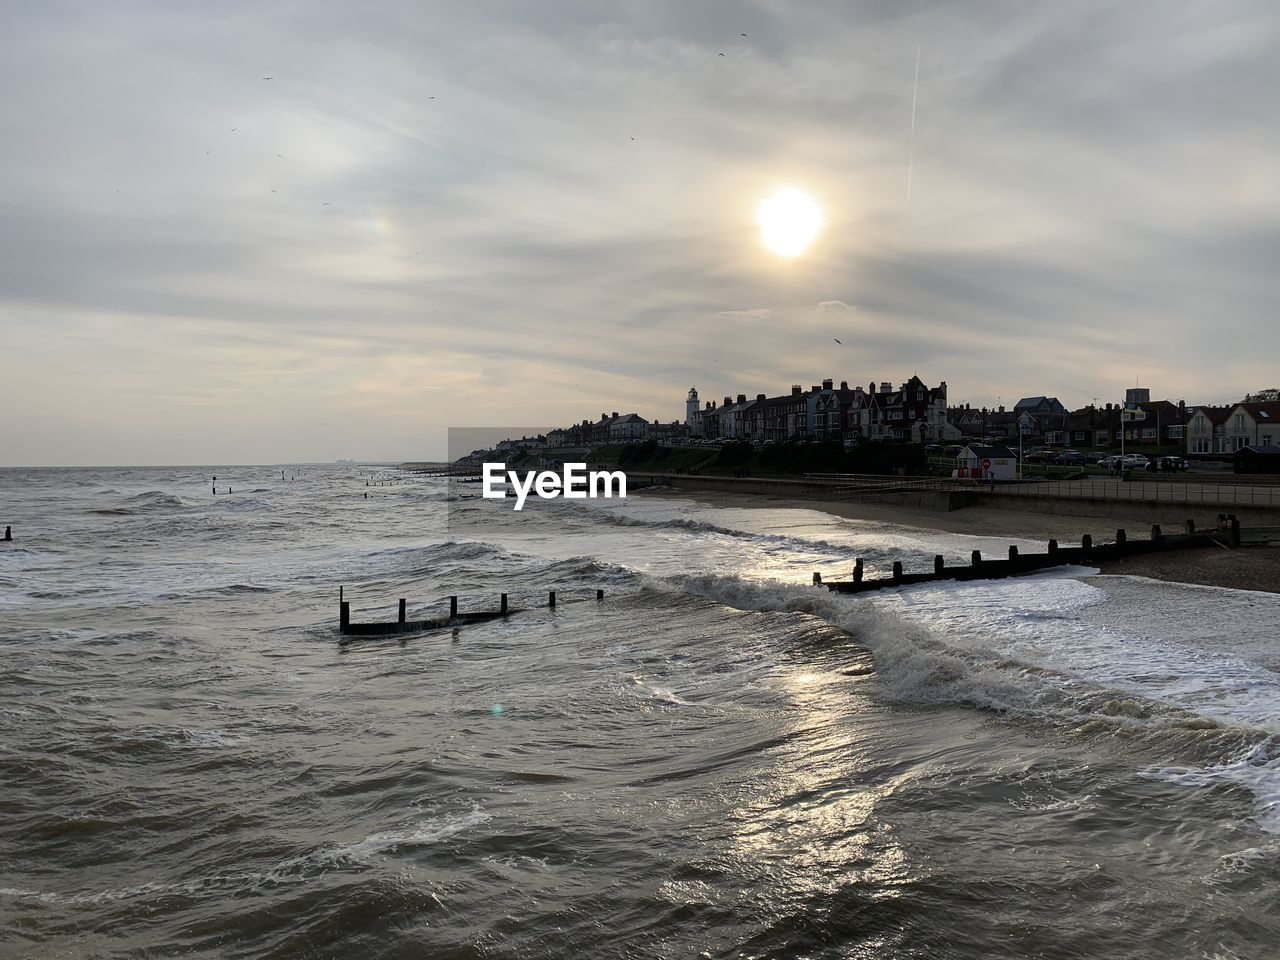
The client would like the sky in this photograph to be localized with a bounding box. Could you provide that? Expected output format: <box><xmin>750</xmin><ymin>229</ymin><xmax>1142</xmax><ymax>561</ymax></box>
<box><xmin>2</xmin><ymin>0</ymin><xmax>1278</xmax><ymax>465</ymax></box>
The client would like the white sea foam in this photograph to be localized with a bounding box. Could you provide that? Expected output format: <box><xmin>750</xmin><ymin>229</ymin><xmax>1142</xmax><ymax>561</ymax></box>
<box><xmin>1143</xmin><ymin>737</ymin><xmax>1280</xmax><ymax>833</ymax></box>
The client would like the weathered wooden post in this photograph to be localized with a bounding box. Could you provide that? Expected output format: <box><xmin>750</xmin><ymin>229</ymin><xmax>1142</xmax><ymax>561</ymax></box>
<box><xmin>596</xmin><ymin>588</ymin><xmax>604</xmax><ymax>601</ymax></box>
<box><xmin>1116</xmin><ymin>528</ymin><xmax>1126</xmax><ymax>548</ymax></box>
<box><xmin>934</xmin><ymin>554</ymin><xmax>944</xmax><ymax>575</ymax></box>
<box><xmin>854</xmin><ymin>559</ymin><xmax>864</xmax><ymax>583</ymax></box>
<box><xmin>892</xmin><ymin>561</ymin><xmax>903</xmax><ymax>581</ymax></box>
<box><xmin>971</xmin><ymin>549</ymin><xmax>982</xmax><ymax>568</ymax></box>
<box><xmin>340</xmin><ymin>601</ymin><xmax>350</xmax><ymax>633</ymax></box>
<box><xmin>813</xmin><ymin>572</ymin><xmax>823</xmax><ymax>585</ymax></box>
<box><xmin>1048</xmin><ymin>539</ymin><xmax>1058</xmax><ymax>554</ymax></box>
<box><xmin>1151</xmin><ymin>524</ymin><xmax>1162</xmax><ymax>540</ymax></box>
<box><xmin>549</xmin><ymin>590</ymin><xmax>556</xmax><ymax>609</ymax></box>
<box><xmin>449</xmin><ymin>595</ymin><xmax>458</xmax><ymax>619</ymax></box>
<box><xmin>1082</xmin><ymin>534</ymin><xmax>1092</xmax><ymax>551</ymax></box>
<box><xmin>500</xmin><ymin>593</ymin><xmax>508</xmax><ymax>613</ymax></box>
<box><xmin>1231</xmin><ymin>515</ymin><xmax>1241</xmax><ymax>548</ymax></box>
<box><xmin>1008</xmin><ymin>545</ymin><xmax>1018</xmax><ymax>561</ymax></box>
<box><xmin>3</xmin><ymin>525</ymin><xmax>10</xmax><ymax>541</ymax></box>
<box><xmin>398</xmin><ymin>598</ymin><xmax>406</xmax><ymax>623</ymax></box>
<box><xmin>1185</xmin><ymin>519</ymin><xmax>1195</xmax><ymax>534</ymax></box>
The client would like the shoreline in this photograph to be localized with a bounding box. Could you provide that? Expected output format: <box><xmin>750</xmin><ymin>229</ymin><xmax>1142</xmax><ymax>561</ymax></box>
<box><xmin>637</xmin><ymin>484</ymin><xmax>1280</xmax><ymax>595</ymax></box>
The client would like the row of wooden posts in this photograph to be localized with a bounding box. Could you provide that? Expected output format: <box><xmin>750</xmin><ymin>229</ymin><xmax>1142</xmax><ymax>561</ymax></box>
<box><xmin>814</xmin><ymin>517</ymin><xmax>1239</xmax><ymax>594</ymax></box>
<box><xmin>338</xmin><ymin>585</ymin><xmax>605</xmax><ymax>640</ymax></box>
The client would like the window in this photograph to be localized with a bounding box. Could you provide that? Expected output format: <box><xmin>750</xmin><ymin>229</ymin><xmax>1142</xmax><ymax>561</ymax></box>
<box><xmin>917</xmin><ymin>391</ymin><xmax>924</xmax><ymax>400</ymax></box>
<box><xmin>1234</xmin><ymin>414</ymin><xmax>1245</xmax><ymax>431</ymax></box>
<box><xmin>1096</xmin><ymin>430</ymin><xmax>1109</xmax><ymax>444</ymax></box>
<box><xmin>1195</xmin><ymin>418</ymin><xmax>1205</xmax><ymax>435</ymax></box>
<box><xmin>1263</xmin><ymin>433</ymin><xmax>1274</xmax><ymax>446</ymax></box>
<box><xmin>909</xmin><ymin>410</ymin><xmax>917</xmax><ymax>419</ymax></box>
<box><xmin>1234</xmin><ymin>436</ymin><xmax>1247</xmax><ymax>450</ymax></box>
<box><xmin>1141</xmin><ymin>428</ymin><xmax>1156</xmax><ymax>439</ymax></box>
<box><xmin>1193</xmin><ymin>438</ymin><xmax>1210</xmax><ymax>453</ymax></box>
<box><xmin>1167</xmin><ymin>425</ymin><xmax>1183</xmax><ymax>439</ymax></box>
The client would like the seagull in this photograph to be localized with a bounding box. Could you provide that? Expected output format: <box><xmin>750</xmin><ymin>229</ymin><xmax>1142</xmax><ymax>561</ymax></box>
<box><xmin>270</xmin><ymin>188</ymin><xmax>277</xmax><ymax>193</ymax></box>
<box><xmin>833</xmin><ymin>338</ymin><xmax>842</xmax><ymax>344</ymax></box>
<box><xmin>321</xmin><ymin>202</ymin><xmax>331</xmax><ymax>206</ymax></box>
<box><xmin>230</xmin><ymin>127</ymin><xmax>237</xmax><ymax>132</ymax></box>
<box><xmin>262</xmin><ymin>76</ymin><xmax>273</xmax><ymax>80</ymax></box>
<box><xmin>276</xmin><ymin>153</ymin><xmax>284</xmax><ymax>158</ymax></box>
<box><xmin>741</xmin><ymin>33</ymin><xmax>748</xmax><ymax>37</ymax></box>
<box><xmin>718</xmin><ymin>52</ymin><xmax>725</xmax><ymax>56</ymax></box>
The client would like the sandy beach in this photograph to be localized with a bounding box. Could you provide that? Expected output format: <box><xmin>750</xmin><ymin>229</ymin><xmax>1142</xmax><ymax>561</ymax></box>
<box><xmin>640</xmin><ymin>484</ymin><xmax>1280</xmax><ymax>594</ymax></box>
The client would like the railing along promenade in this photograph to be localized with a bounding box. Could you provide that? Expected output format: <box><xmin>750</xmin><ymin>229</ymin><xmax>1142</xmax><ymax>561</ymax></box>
<box><xmin>801</xmin><ymin>473</ymin><xmax>1280</xmax><ymax>507</ymax></box>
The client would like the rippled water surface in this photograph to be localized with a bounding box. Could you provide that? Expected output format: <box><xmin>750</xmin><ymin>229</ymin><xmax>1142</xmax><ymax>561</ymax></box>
<box><xmin>3</xmin><ymin>464</ymin><xmax>1280</xmax><ymax>959</ymax></box>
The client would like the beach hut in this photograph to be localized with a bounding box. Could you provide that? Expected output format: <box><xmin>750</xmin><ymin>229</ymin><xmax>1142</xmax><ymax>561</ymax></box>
<box><xmin>954</xmin><ymin>444</ymin><xmax>1017</xmax><ymax>481</ymax></box>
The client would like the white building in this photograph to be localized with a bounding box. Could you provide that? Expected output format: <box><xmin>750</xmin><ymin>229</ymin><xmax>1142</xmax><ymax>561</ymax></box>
<box><xmin>608</xmin><ymin>413</ymin><xmax>649</xmax><ymax>441</ymax></box>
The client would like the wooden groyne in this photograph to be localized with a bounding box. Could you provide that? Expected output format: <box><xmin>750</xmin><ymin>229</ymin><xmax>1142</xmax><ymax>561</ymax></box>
<box><xmin>814</xmin><ymin>517</ymin><xmax>1241</xmax><ymax>595</ymax></box>
<box><xmin>337</xmin><ymin>586</ymin><xmax>605</xmax><ymax>643</ymax></box>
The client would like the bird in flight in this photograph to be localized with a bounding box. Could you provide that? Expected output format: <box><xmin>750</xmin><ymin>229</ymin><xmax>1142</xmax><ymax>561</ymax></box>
<box><xmin>741</xmin><ymin>33</ymin><xmax>748</xmax><ymax>37</ymax></box>
<box><xmin>718</xmin><ymin>52</ymin><xmax>725</xmax><ymax>56</ymax></box>
<box><xmin>262</xmin><ymin>76</ymin><xmax>273</xmax><ymax>80</ymax></box>
<box><xmin>833</xmin><ymin>338</ymin><xmax>842</xmax><ymax>345</ymax></box>
<box><xmin>321</xmin><ymin>202</ymin><xmax>331</xmax><ymax>206</ymax></box>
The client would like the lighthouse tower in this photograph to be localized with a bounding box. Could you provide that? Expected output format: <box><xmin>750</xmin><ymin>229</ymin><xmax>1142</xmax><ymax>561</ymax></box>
<box><xmin>685</xmin><ymin>386</ymin><xmax>699</xmax><ymax>428</ymax></box>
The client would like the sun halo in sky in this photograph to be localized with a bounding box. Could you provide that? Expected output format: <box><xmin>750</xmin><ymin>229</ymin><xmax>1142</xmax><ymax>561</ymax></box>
<box><xmin>756</xmin><ymin>188</ymin><xmax>823</xmax><ymax>257</ymax></box>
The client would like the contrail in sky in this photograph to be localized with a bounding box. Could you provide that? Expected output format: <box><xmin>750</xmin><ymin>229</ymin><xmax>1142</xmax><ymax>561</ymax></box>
<box><xmin>905</xmin><ymin>43</ymin><xmax>921</xmax><ymax>206</ymax></box>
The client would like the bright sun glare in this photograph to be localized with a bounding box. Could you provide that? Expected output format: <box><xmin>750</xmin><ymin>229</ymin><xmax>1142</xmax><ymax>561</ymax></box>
<box><xmin>757</xmin><ymin>188</ymin><xmax>822</xmax><ymax>257</ymax></box>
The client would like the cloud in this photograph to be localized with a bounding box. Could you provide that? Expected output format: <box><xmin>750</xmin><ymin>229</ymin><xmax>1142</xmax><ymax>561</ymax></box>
<box><xmin>1</xmin><ymin>0</ymin><xmax>1278</xmax><ymax>462</ymax></box>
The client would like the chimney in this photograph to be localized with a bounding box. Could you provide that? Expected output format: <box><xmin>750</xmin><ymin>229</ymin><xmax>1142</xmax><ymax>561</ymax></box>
<box><xmin>757</xmin><ymin>393</ymin><xmax>766</xmax><ymax>401</ymax></box>
<box><xmin>724</xmin><ymin>396</ymin><xmax>731</xmax><ymax>406</ymax></box>
<box><xmin>737</xmin><ymin>394</ymin><xmax>746</xmax><ymax>403</ymax></box>
<box><xmin>998</xmin><ymin>405</ymin><xmax>1004</xmax><ymax>413</ymax></box>
<box><xmin>869</xmin><ymin>381</ymin><xmax>876</xmax><ymax>395</ymax></box>
<box><xmin>601</xmin><ymin>412</ymin><xmax>607</xmax><ymax>420</ymax></box>
<box><xmin>840</xmin><ymin>381</ymin><xmax>848</xmax><ymax>391</ymax></box>
<box><xmin>823</xmin><ymin>379</ymin><xmax>833</xmax><ymax>390</ymax></box>
<box><xmin>1105</xmin><ymin>403</ymin><xmax>1113</xmax><ymax>411</ymax></box>
<box><xmin>880</xmin><ymin>382</ymin><xmax>891</xmax><ymax>394</ymax></box>
<box><xmin>612</xmin><ymin>411</ymin><xmax>618</xmax><ymax>418</ymax></box>
<box><xmin>792</xmin><ymin>385</ymin><xmax>802</xmax><ymax>396</ymax></box>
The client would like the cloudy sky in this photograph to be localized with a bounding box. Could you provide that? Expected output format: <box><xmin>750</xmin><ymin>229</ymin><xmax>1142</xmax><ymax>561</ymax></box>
<box><xmin>2</xmin><ymin>0</ymin><xmax>1277</xmax><ymax>465</ymax></box>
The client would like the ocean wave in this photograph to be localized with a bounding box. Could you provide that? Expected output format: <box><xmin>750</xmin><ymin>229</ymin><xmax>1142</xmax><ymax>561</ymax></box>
<box><xmin>585</xmin><ymin>508</ymin><xmax>849</xmax><ymax>555</ymax></box>
<box><xmin>670</xmin><ymin>569</ymin><xmax>1280</xmax><ymax>831</ymax></box>
<box><xmin>0</xmin><ymin>803</ymin><xmax>490</xmax><ymax>907</ymax></box>
<box><xmin>1144</xmin><ymin>736</ymin><xmax>1280</xmax><ymax>834</ymax></box>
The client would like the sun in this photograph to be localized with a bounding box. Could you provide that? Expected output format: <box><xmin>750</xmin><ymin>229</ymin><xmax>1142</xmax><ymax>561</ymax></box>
<box><xmin>757</xmin><ymin>188</ymin><xmax>822</xmax><ymax>257</ymax></box>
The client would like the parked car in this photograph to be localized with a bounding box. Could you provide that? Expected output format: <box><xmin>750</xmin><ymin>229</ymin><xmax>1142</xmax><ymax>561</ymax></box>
<box><xmin>1157</xmin><ymin>456</ymin><xmax>1190</xmax><ymax>472</ymax></box>
<box><xmin>1098</xmin><ymin>455</ymin><xmax>1123</xmax><ymax>470</ymax></box>
<box><xmin>1054</xmin><ymin>450</ymin><xmax>1085</xmax><ymax>466</ymax></box>
<box><xmin>1023</xmin><ymin>450</ymin><xmax>1056</xmax><ymax>464</ymax></box>
<box><xmin>1121</xmin><ymin>454</ymin><xmax>1150</xmax><ymax>468</ymax></box>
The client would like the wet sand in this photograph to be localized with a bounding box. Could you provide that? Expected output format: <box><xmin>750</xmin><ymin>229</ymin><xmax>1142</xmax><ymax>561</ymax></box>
<box><xmin>640</xmin><ymin>484</ymin><xmax>1280</xmax><ymax>595</ymax></box>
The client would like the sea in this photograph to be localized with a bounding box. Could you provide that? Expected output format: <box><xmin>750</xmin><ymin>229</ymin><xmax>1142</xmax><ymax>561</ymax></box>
<box><xmin>2</xmin><ymin>464</ymin><xmax>1279</xmax><ymax>959</ymax></box>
